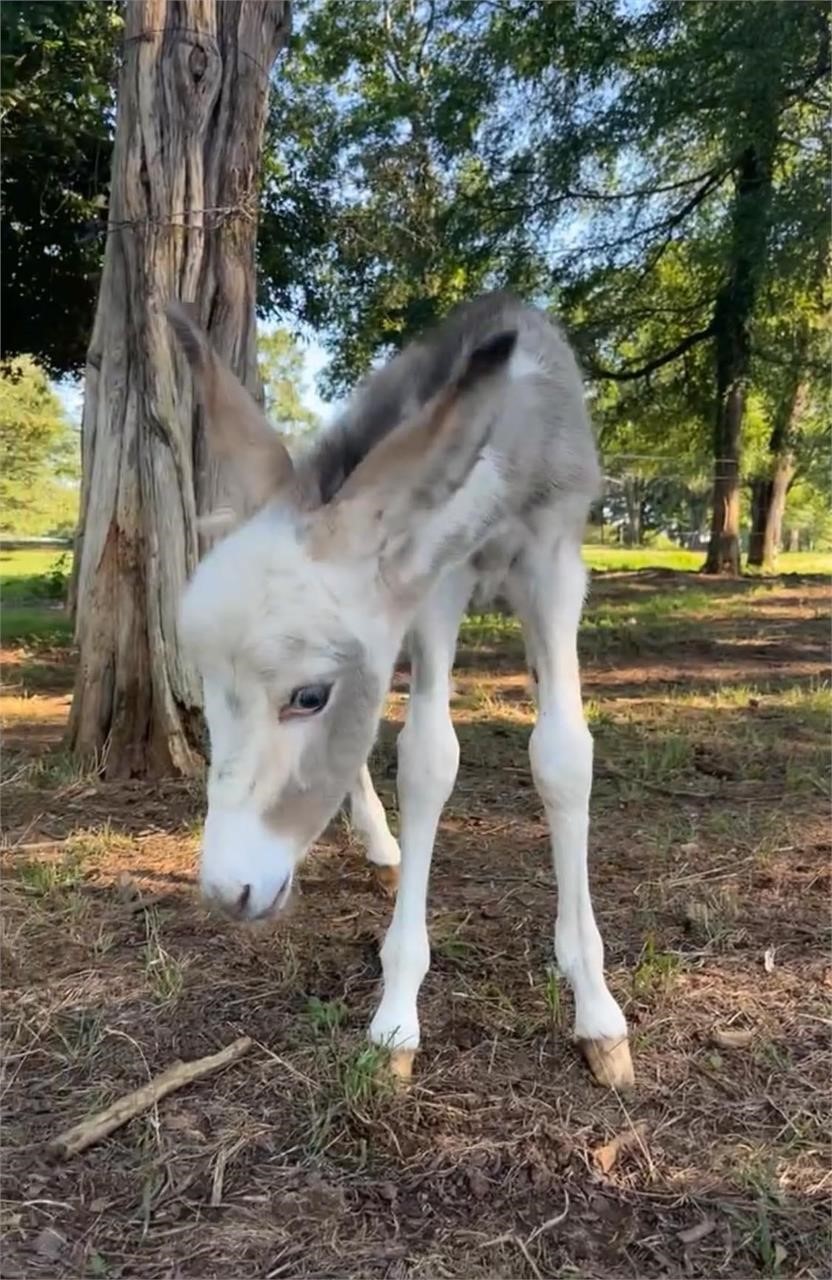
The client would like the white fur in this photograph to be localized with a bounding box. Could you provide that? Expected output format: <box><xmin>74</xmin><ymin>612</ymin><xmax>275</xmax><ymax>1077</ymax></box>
<box><xmin>349</xmin><ymin>766</ymin><xmax>401</xmax><ymax>868</ymax></box>
<box><xmin>507</xmin><ymin>536</ymin><xmax>627</xmax><ymax>1044</ymax></box>
<box><xmin>201</xmin><ymin>805</ymin><xmax>296</xmax><ymax>918</ymax></box>
<box><xmin>181</xmin><ymin>509</ymin><xmax>401</xmax><ymax>920</ymax></box>
<box><xmin>369</xmin><ymin>568</ymin><xmax>473</xmax><ymax>1051</ymax></box>
<box><xmin>176</xmin><ymin>302</ymin><xmax>628</xmax><ymax>1067</ymax></box>
<box><xmin>184</xmin><ymin>486</ymin><xmax>627</xmax><ymax>1055</ymax></box>
<box><xmin>508</xmin><ymin>347</ymin><xmax>542</xmax><ymax>380</ymax></box>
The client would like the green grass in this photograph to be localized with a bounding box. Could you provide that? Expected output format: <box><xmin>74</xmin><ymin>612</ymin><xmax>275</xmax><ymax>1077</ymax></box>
<box><xmin>1</xmin><ymin>549</ymin><xmax>73</xmax><ymax>645</ymax></box>
<box><xmin>142</xmin><ymin>909</ymin><xmax>185</xmax><ymax>1004</ymax></box>
<box><xmin>1</xmin><ymin>606</ymin><xmax>73</xmax><ymax>646</ymax></box>
<box><xmin>306</xmin><ymin>995</ymin><xmax>349</xmax><ymax>1034</ymax></box>
<box><xmin>1</xmin><ymin>548</ymin><xmax>71</xmax><ymax>597</ymax></box>
<box><xmin>1</xmin><ymin>547</ymin><xmax>71</xmax><ymax>577</ymax></box>
<box><xmin>16</xmin><ymin>848</ymin><xmax>88</xmax><ymax>896</ymax></box>
<box><xmin>584</xmin><ymin>545</ymin><xmax>832</xmax><ymax>575</ymax></box>
<box><xmin>633</xmin><ymin>936</ymin><xmax>681</xmax><ymax>997</ymax></box>
<box><xmin>1</xmin><ymin>545</ymin><xmax>828</xmax><ymax>649</ymax></box>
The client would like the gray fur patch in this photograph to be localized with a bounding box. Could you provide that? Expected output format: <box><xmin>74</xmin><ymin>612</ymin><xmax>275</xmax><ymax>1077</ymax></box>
<box><xmin>265</xmin><ymin>649</ymin><xmax>383</xmax><ymax>849</ymax></box>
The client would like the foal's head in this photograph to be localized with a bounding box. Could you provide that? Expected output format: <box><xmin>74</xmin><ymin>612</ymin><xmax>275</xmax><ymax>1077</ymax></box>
<box><xmin>168</xmin><ymin>304</ymin><xmax>515</xmax><ymax>921</ymax></box>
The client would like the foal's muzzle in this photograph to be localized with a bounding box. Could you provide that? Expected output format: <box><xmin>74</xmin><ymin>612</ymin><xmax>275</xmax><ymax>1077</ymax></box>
<box><xmin>199</xmin><ymin>806</ymin><xmax>298</xmax><ymax>922</ymax></box>
<box><xmin>203</xmin><ymin>873</ymin><xmax>293</xmax><ymax>922</ymax></box>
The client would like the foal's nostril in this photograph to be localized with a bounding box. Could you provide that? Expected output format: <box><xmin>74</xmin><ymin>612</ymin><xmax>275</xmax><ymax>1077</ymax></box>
<box><xmin>237</xmin><ymin>883</ymin><xmax>252</xmax><ymax>914</ymax></box>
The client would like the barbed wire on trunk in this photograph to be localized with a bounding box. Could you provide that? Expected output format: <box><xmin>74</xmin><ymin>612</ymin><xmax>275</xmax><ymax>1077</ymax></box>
<box><xmin>78</xmin><ymin>204</ymin><xmax>258</xmax><ymax>243</ymax></box>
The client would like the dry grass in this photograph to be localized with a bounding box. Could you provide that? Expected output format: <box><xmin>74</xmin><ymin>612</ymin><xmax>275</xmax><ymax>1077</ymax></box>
<box><xmin>1</xmin><ymin>571</ymin><xmax>830</xmax><ymax>1278</ymax></box>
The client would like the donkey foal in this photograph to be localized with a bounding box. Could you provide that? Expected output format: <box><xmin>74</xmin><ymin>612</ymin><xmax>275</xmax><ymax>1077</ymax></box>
<box><xmin>168</xmin><ymin>292</ymin><xmax>633</xmax><ymax>1089</ymax></box>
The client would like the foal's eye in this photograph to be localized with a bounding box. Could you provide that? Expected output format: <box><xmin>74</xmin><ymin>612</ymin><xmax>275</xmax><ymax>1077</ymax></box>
<box><xmin>281</xmin><ymin>683</ymin><xmax>333</xmax><ymax>720</ymax></box>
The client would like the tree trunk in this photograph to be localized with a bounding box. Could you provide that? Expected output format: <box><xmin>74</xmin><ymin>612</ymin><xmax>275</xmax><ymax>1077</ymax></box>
<box><xmin>748</xmin><ymin>454</ymin><xmax>795</xmax><ymax>570</ymax></box>
<box><xmin>788</xmin><ymin>527</ymin><xmax>800</xmax><ymax>553</ymax></box>
<box><xmin>704</xmin><ymin>364</ymin><xmax>744</xmax><ymax>575</ymax></box>
<box><xmin>68</xmin><ymin>0</ymin><xmax>290</xmax><ymax>778</ymax></box>
<box><xmin>623</xmin><ymin>475</ymin><xmax>643</xmax><ymax>546</ymax></box>
<box><xmin>704</xmin><ymin>143</ymin><xmax>774</xmax><ymax>576</ymax></box>
<box><xmin>747</xmin><ymin>371</ymin><xmax>809</xmax><ymax>570</ymax></box>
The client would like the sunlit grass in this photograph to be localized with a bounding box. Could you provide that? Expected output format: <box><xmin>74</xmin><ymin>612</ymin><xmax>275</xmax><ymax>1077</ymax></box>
<box><xmin>584</xmin><ymin>546</ymin><xmax>832</xmax><ymax>575</ymax></box>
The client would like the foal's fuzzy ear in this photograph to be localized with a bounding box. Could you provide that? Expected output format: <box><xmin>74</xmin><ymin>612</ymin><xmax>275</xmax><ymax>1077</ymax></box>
<box><xmin>314</xmin><ymin>329</ymin><xmax>517</xmax><ymax>600</ymax></box>
<box><xmin>166</xmin><ymin>301</ymin><xmax>295</xmax><ymax>516</ymax></box>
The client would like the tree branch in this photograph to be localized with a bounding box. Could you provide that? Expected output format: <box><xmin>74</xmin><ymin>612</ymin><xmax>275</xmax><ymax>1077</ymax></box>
<box><xmin>498</xmin><ymin>163</ymin><xmax>723</xmax><ymax>200</ymax></box>
<box><xmin>586</xmin><ymin>323</ymin><xmax>716</xmax><ymax>382</ymax></box>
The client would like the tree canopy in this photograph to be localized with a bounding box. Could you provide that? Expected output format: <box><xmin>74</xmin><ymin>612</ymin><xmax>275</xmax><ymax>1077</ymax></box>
<box><xmin>258</xmin><ymin>0</ymin><xmax>829</xmax><ymax>566</ymax></box>
<box><xmin>2</xmin><ymin>0</ymin><xmax>829</xmax><ymax>563</ymax></box>
<box><xmin>0</xmin><ymin>1</ymin><xmax>121</xmax><ymax>377</ymax></box>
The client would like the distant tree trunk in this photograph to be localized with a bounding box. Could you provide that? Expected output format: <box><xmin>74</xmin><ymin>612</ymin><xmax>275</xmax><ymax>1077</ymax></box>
<box><xmin>704</xmin><ymin>313</ymin><xmax>744</xmax><ymax>575</ymax></box>
<box><xmin>748</xmin><ymin>454</ymin><xmax>795</xmax><ymax>569</ymax></box>
<box><xmin>704</xmin><ymin>144</ymin><xmax>774</xmax><ymax>576</ymax></box>
<box><xmin>788</xmin><ymin>527</ymin><xmax>800</xmax><ymax>553</ymax></box>
<box><xmin>68</xmin><ymin>0</ymin><xmax>290</xmax><ymax>777</ymax></box>
<box><xmin>623</xmin><ymin>474</ymin><xmax>644</xmax><ymax>546</ymax></box>
<box><xmin>748</xmin><ymin>372</ymin><xmax>808</xmax><ymax>571</ymax></box>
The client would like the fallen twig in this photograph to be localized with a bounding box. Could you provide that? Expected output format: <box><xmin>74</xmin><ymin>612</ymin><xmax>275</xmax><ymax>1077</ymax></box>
<box><xmin>125</xmin><ymin>892</ymin><xmax>169</xmax><ymax>916</ymax></box>
<box><xmin>598</xmin><ymin>765</ymin><xmax>717</xmax><ymax>801</ymax></box>
<box><xmin>710</xmin><ymin>1026</ymin><xmax>754</xmax><ymax>1050</ymax></box>
<box><xmin>50</xmin><ymin>1036</ymin><xmax>252</xmax><ymax>1158</ymax></box>
<box><xmin>678</xmin><ymin>1216</ymin><xmax>717</xmax><ymax>1246</ymax></box>
<box><xmin>1</xmin><ymin>838</ymin><xmax>66</xmax><ymax>853</ymax></box>
<box><xmin>480</xmin><ymin>1191</ymin><xmax>570</xmax><ymax>1278</ymax></box>
<box><xmin>526</xmin><ymin>1192</ymin><xmax>571</xmax><ymax>1244</ymax></box>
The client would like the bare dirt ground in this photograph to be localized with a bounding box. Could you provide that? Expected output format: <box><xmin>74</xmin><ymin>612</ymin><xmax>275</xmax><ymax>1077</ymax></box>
<box><xmin>2</xmin><ymin>570</ymin><xmax>830</xmax><ymax>1279</ymax></box>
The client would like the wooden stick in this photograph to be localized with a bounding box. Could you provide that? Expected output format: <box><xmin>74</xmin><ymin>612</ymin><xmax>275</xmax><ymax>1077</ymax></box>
<box><xmin>50</xmin><ymin>1036</ymin><xmax>253</xmax><ymax>1158</ymax></box>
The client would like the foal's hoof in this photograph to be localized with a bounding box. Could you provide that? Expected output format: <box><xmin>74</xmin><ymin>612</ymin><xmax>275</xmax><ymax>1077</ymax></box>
<box><xmin>580</xmin><ymin>1036</ymin><xmax>634</xmax><ymax>1088</ymax></box>
<box><xmin>373</xmin><ymin>864</ymin><xmax>400</xmax><ymax>898</ymax></box>
<box><xmin>388</xmin><ymin>1048</ymin><xmax>415</xmax><ymax>1088</ymax></box>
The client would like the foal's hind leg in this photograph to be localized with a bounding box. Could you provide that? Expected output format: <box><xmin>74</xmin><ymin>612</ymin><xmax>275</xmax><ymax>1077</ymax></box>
<box><xmin>348</xmin><ymin>765</ymin><xmax>400</xmax><ymax>896</ymax></box>
<box><xmin>507</xmin><ymin>535</ymin><xmax>633</xmax><ymax>1087</ymax></box>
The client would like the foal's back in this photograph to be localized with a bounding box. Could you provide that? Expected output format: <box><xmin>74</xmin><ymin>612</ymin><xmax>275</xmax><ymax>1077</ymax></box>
<box><xmin>301</xmin><ymin>292</ymin><xmax>602</xmax><ymax>534</ymax></box>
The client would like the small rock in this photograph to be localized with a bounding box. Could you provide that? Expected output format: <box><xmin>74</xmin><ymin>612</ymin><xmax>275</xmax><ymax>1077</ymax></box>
<box><xmin>467</xmin><ymin>1167</ymin><xmax>490</xmax><ymax>1199</ymax></box>
<box><xmin>678</xmin><ymin>1216</ymin><xmax>716</xmax><ymax>1245</ymax></box>
<box><xmin>34</xmin><ymin>1227</ymin><xmax>66</xmax><ymax>1262</ymax></box>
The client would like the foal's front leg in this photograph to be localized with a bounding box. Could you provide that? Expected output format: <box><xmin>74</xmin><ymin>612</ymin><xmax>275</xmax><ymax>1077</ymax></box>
<box><xmin>509</xmin><ymin>538</ymin><xmax>633</xmax><ymax>1088</ymax></box>
<box><xmin>369</xmin><ymin>569</ymin><xmax>472</xmax><ymax>1080</ymax></box>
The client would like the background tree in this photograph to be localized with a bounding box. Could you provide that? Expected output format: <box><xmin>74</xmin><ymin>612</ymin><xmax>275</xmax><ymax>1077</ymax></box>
<box><xmin>69</xmin><ymin>0</ymin><xmax>290</xmax><ymax>777</ymax></box>
<box><xmin>261</xmin><ymin>0</ymin><xmax>829</xmax><ymax>571</ymax></box>
<box><xmin>3</xmin><ymin>0</ymin><xmax>827</xmax><ymax>621</ymax></box>
<box><xmin>0</xmin><ymin>1</ymin><xmax>121</xmax><ymax>376</ymax></box>
<box><xmin>258</xmin><ymin>329</ymin><xmax>319</xmax><ymax>435</ymax></box>
<box><xmin>745</xmin><ymin>239</ymin><xmax>829</xmax><ymax>570</ymax></box>
<box><xmin>0</xmin><ymin>359</ymin><xmax>79</xmax><ymax>536</ymax></box>
<box><xmin>259</xmin><ymin>0</ymin><xmax>527</xmax><ymax>397</ymax></box>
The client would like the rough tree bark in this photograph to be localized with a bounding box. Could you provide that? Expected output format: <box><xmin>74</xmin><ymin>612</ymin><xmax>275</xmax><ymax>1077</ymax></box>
<box><xmin>703</xmin><ymin>145</ymin><xmax>774</xmax><ymax>576</ymax></box>
<box><xmin>68</xmin><ymin>0</ymin><xmax>290</xmax><ymax>777</ymax></box>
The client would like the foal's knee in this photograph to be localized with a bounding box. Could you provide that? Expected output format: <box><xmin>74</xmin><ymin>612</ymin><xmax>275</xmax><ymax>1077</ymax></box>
<box><xmin>529</xmin><ymin>716</ymin><xmax>592</xmax><ymax>810</ymax></box>
<box><xmin>397</xmin><ymin>705</ymin><xmax>459</xmax><ymax>808</ymax></box>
